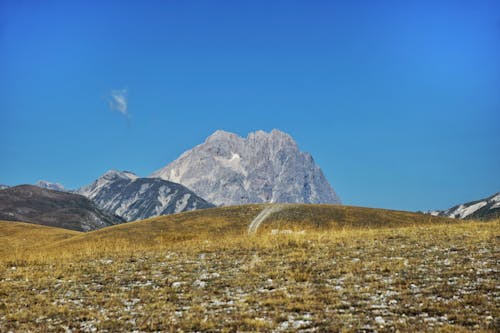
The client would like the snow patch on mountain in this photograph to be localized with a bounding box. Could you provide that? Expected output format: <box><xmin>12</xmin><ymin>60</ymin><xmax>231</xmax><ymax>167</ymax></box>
<box><xmin>214</xmin><ymin>152</ymin><xmax>247</xmax><ymax>176</ymax></box>
<box><xmin>490</xmin><ymin>194</ymin><xmax>500</xmax><ymax>209</ymax></box>
<box><xmin>451</xmin><ymin>202</ymin><xmax>488</xmax><ymax>219</ymax></box>
<box><xmin>175</xmin><ymin>193</ymin><xmax>191</xmax><ymax>213</ymax></box>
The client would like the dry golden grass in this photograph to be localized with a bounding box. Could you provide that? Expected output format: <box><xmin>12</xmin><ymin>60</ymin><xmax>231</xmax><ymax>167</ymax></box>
<box><xmin>0</xmin><ymin>220</ymin><xmax>80</xmax><ymax>258</ymax></box>
<box><xmin>34</xmin><ymin>203</ymin><xmax>455</xmax><ymax>256</ymax></box>
<box><xmin>0</xmin><ymin>206</ymin><xmax>498</xmax><ymax>332</ymax></box>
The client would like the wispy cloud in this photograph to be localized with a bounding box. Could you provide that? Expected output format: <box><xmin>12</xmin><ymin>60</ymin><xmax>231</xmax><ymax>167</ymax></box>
<box><xmin>109</xmin><ymin>89</ymin><xmax>129</xmax><ymax>117</ymax></box>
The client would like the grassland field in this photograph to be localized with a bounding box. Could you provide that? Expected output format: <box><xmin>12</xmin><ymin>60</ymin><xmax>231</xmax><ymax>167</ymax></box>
<box><xmin>0</xmin><ymin>204</ymin><xmax>498</xmax><ymax>332</ymax></box>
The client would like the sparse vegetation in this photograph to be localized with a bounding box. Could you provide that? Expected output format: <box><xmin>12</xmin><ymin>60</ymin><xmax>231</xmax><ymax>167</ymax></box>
<box><xmin>0</xmin><ymin>206</ymin><xmax>498</xmax><ymax>332</ymax></box>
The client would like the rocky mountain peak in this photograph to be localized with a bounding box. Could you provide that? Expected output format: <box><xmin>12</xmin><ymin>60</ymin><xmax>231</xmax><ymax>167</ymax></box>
<box><xmin>101</xmin><ymin>170</ymin><xmax>138</xmax><ymax>181</ymax></box>
<box><xmin>206</xmin><ymin>129</ymin><xmax>242</xmax><ymax>143</ymax></box>
<box><xmin>247</xmin><ymin>129</ymin><xmax>298</xmax><ymax>149</ymax></box>
<box><xmin>151</xmin><ymin>129</ymin><xmax>340</xmax><ymax>206</ymax></box>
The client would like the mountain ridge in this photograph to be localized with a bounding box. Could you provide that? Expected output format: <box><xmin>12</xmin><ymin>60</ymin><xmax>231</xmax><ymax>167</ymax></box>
<box><xmin>427</xmin><ymin>192</ymin><xmax>500</xmax><ymax>220</ymax></box>
<box><xmin>77</xmin><ymin>170</ymin><xmax>215</xmax><ymax>221</ymax></box>
<box><xmin>0</xmin><ymin>185</ymin><xmax>123</xmax><ymax>231</ymax></box>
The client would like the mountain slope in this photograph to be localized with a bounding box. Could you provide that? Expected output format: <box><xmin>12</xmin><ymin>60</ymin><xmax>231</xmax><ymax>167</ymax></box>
<box><xmin>78</xmin><ymin>170</ymin><xmax>215</xmax><ymax>221</ymax></box>
<box><xmin>151</xmin><ymin>129</ymin><xmax>340</xmax><ymax>206</ymax></box>
<box><xmin>429</xmin><ymin>192</ymin><xmax>500</xmax><ymax>220</ymax></box>
<box><xmin>0</xmin><ymin>185</ymin><xmax>123</xmax><ymax>231</ymax></box>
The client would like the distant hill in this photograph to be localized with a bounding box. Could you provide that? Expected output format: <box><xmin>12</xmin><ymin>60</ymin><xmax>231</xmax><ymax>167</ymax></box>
<box><xmin>428</xmin><ymin>192</ymin><xmax>500</xmax><ymax>220</ymax></box>
<box><xmin>0</xmin><ymin>185</ymin><xmax>123</xmax><ymax>231</ymax></box>
<box><xmin>77</xmin><ymin>170</ymin><xmax>215</xmax><ymax>221</ymax></box>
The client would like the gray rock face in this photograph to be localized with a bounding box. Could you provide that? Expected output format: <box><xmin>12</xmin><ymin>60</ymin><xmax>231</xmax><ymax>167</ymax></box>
<box><xmin>428</xmin><ymin>192</ymin><xmax>500</xmax><ymax>220</ymax></box>
<box><xmin>36</xmin><ymin>180</ymin><xmax>66</xmax><ymax>192</ymax></box>
<box><xmin>151</xmin><ymin>129</ymin><xmax>341</xmax><ymax>206</ymax></box>
<box><xmin>0</xmin><ymin>185</ymin><xmax>122</xmax><ymax>231</ymax></box>
<box><xmin>78</xmin><ymin>170</ymin><xmax>215</xmax><ymax>221</ymax></box>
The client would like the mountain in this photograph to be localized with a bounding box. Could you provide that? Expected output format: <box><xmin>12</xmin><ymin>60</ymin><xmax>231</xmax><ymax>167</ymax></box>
<box><xmin>428</xmin><ymin>192</ymin><xmax>500</xmax><ymax>220</ymax></box>
<box><xmin>0</xmin><ymin>185</ymin><xmax>9</xmax><ymax>190</ymax></box>
<box><xmin>0</xmin><ymin>185</ymin><xmax>123</xmax><ymax>231</ymax></box>
<box><xmin>151</xmin><ymin>129</ymin><xmax>341</xmax><ymax>206</ymax></box>
<box><xmin>77</xmin><ymin>170</ymin><xmax>215</xmax><ymax>221</ymax></box>
<box><xmin>36</xmin><ymin>180</ymin><xmax>66</xmax><ymax>192</ymax></box>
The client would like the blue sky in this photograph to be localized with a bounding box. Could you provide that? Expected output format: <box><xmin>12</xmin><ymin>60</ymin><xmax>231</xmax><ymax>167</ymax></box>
<box><xmin>1</xmin><ymin>0</ymin><xmax>499</xmax><ymax>211</ymax></box>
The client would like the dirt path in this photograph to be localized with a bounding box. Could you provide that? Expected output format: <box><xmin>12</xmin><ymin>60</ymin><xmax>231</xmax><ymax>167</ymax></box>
<box><xmin>248</xmin><ymin>204</ymin><xmax>286</xmax><ymax>234</ymax></box>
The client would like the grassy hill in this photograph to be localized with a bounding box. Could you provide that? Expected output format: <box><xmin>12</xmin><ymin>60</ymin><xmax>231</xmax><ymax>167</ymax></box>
<box><xmin>2</xmin><ymin>203</ymin><xmax>457</xmax><ymax>261</ymax></box>
<box><xmin>46</xmin><ymin>203</ymin><xmax>455</xmax><ymax>251</ymax></box>
<box><xmin>1</xmin><ymin>203</ymin><xmax>456</xmax><ymax>250</ymax></box>
<box><xmin>0</xmin><ymin>220</ymin><xmax>80</xmax><ymax>257</ymax></box>
<box><xmin>1</xmin><ymin>205</ymin><xmax>497</xmax><ymax>332</ymax></box>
